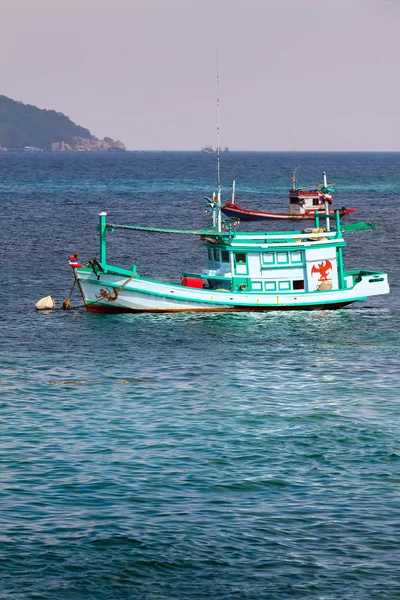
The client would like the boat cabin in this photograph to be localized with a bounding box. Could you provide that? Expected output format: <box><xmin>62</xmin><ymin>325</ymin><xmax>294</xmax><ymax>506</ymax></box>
<box><xmin>288</xmin><ymin>170</ymin><xmax>334</xmax><ymax>216</ymax></box>
<box><xmin>181</xmin><ymin>214</ymin><xmax>347</xmax><ymax>295</ymax></box>
<box><xmin>289</xmin><ymin>189</ymin><xmax>332</xmax><ymax>216</ymax></box>
<box><xmin>201</xmin><ymin>236</ymin><xmax>338</xmax><ymax>293</ymax></box>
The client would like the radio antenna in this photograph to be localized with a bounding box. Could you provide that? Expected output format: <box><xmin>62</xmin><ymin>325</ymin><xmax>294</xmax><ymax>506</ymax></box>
<box><xmin>216</xmin><ymin>52</ymin><xmax>221</xmax><ymax>195</ymax></box>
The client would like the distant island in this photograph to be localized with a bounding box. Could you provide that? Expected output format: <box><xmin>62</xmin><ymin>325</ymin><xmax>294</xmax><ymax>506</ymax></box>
<box><xmin>0</xmin><ymin>95</ymin><xmax>126</xmax><ymax>152</ymax></box>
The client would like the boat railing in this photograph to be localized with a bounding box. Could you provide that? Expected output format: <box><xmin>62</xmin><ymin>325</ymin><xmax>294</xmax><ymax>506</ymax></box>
<box><xmin>234</xmin><ymin>230</ymin><xmax>340</xmax><ymax>243</ymax></box>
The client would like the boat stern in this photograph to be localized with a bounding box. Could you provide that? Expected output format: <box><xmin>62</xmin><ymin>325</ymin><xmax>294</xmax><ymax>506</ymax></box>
<box><xmin>345</xmin><ymin>270</ymin><xmax>390</xmax><ymax>298</ymax></box>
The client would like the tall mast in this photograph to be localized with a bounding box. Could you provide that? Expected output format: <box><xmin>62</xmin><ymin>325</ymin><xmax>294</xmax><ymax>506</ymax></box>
<box><xmin>216</xmin><ymin>52</ymin><xmax>222</xmax><ymax>232</ymax></box>
<box><xmin>323</xmin><ymin>171</ymin><xmax>330</xmax><ymax>231</ymax></box>
<box><xmin>291</xmin><ymin>166</ymin><xmax>298</xmax><ymax>191</ymax></box>
<box><xmin>216</xmin><ymin>52</ymin><xmax>221</xmax><ymax>195</ymax></box>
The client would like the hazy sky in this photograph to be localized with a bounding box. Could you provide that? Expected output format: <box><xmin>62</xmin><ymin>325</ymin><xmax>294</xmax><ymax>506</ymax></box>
<box><xmin>1</xmin><ymin>0</ymin><xmax>399</xmax><ymax>150</ymax></box>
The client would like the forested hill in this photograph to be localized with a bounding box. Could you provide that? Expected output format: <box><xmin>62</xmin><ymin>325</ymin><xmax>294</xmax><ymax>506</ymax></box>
<box><xmin>0</xmin><ymin>95</ymin><xmax>126</xmax><ymax>151</ymax></box>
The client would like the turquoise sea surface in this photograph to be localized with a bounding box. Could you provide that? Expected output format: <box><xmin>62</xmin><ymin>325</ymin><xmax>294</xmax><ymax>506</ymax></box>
<box><xmin>0</xmin><ymin>152</ymin><xmax>399</xmax><ymax>599</ymax></box>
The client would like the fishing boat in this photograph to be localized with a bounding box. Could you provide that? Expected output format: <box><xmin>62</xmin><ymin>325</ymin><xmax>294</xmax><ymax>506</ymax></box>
<box><xmin>71</xmin><ymin>196</ymin><xmax>389</xmax><ymax>313</ymax></box>
<box><xmin>222</xmin><ymin>171</ymin><xmax>355</xmax><ymax>221</ymax></box>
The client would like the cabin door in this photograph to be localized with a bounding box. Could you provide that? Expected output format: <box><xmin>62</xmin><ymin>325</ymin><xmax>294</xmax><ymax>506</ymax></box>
<box><xmin>234</xmin><ymin>253</ymin><xmax>248</xmax><ymax>274</ymax></box>
<box><xmin>233</xmin><ymin>252</ymin><xmax>251</xmax><ymax>291</ymax></box>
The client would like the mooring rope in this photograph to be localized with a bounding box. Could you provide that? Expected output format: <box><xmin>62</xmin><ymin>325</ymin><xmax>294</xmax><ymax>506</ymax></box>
<box><xmin>98</xmin><ymin>271</ymin><xmax>138</xmax><ymax>302</ymax></box>
<box><xmin>61</xmin><ymin>276</ymin><xmax>77</xmax><ymax>310</ymax></box>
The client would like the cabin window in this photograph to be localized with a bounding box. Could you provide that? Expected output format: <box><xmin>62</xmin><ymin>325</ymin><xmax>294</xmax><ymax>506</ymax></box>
<box><xmin>290</xmin><ymin>198</ymin><xmax>299</xmax><ymax>204</ymax></box>
<box><xmin>208</xmin><ymin>248</ymin><xmax>213</xmax><ymax>261</ymax></box>
<box><xmin>262</xmin><ymin>252</ymin><xmax>275</xmax><ymax>265</ymax></box>
<box><xmin>214</xmin><ymin>249</ymin><xmax>221</xmax><ymax>262</ymax></box>
<box><xmin>277</xmin><ymin>252</ymin><xmax>289</xmax><ymax>264</ymax></box>
<box><xmin>221</xmin><ymin>250</ymin><xmax>230</xmax><ymax>263</ymax></box>
<box><xmin>293</xmin><ymin>280</ymin><xmax>305</xmax><ymax>290</ymax></box>
<box><xmin>291</xmin><ymin>251</ymin><xmax>303</xmax><ymax>263</ymax></box>
<box><xmin>235</xmin><ymin>253</ymin><xmax>246</xmax><ymax>263</ymax></box>
<box><xmin>313</xmin><ymin>198</ymin><xmax>320</xmax><ymax>206</ymax></box>
<box><xmin>252</xmin><ymin>281</ymin><xmax>262</xmax><ymax>291</ymax></box>
<box><xmin>278</xmin><ymin>281</ymin><xmax>291</xmax><ymax>291</ymax></box>
<box><xmin>264</xmin><ymin>281</ymin><xmax>276</xmax><ymax>291</ymax></box>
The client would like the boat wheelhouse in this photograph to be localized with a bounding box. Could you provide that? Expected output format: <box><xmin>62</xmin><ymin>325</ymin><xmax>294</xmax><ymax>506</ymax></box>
<box><xmin>73</xmin><ymin>200</ymin><xmax>389</xmax><ymax>312</ymax></box>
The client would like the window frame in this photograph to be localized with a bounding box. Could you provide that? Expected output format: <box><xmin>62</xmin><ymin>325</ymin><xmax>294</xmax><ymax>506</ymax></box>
<box><xmin>221</xmin><ymin>250</ymin><xmax>230</xmax><ymax>263</ymax></box>
<box><xmin>290</xmin><ymin>250</ymin><xmax>303</xmax><ymax>264</ymax></box>
<box><xmin>276</xmin><ymin>252</ymin><xmax>289</xmax><ymax>265</ymax></box>
<box><xmin>262</xmin><ymin>252</ymin><xmax>275</xmax><ymax>265</ymax></box>
<box><xmin>278</xmin><ymin>280</ymin><xmax>291</xmax><ymax>291</ymax></box>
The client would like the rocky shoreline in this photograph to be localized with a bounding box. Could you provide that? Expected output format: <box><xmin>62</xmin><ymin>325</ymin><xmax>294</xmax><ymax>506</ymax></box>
<box><xmin>0</xmin><ymin>136</ymin><xmax>126</xmax><ymax>152</ymax></box>
<box><xmin>50</xmin><ymin>136</ymin><xmax>126</xmax><ymax>152</ymax></box>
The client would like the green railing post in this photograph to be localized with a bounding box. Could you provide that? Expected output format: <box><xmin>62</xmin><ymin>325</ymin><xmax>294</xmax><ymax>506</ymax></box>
<box><xmin>337</xmin><ymin>246</ymin><xmax>345</xmax><ymax>290</ymax></box>
<box><xmin>99</xmin><ymin>212</ymin><xmax>107</xmax><ymax>266</ymax></box>
<box><xmin>315</xmin><ymin>211</ymin><xmax>320</xmax><ymax>228</ymax></box>
<box><xmin>335</xmin><ymin>210</ymin><xmax>345</xmax><ymax>289</ymax></box>
<box><xmin>335</xmin><ymin>209</ymin><xmax>341</xmax><ymax>238</ymax></box>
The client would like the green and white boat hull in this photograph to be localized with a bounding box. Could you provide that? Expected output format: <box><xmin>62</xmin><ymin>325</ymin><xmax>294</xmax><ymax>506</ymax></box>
<box><xmin>76</xmin><ymin>268</ymin><xmax>389</xmax><ymax>313</ymax></box>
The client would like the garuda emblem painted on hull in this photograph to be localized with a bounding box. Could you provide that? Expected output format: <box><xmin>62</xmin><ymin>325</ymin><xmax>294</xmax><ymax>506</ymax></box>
<box><xmin>311</xmin><ymin>260</ymin><xmax>332</xmax><ymax>281</ymax></box>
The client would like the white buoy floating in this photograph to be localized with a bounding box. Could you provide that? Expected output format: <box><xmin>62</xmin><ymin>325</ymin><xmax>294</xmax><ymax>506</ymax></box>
<box><xmin>35</xmin><ymin>296</ymin><xmax>56</xmax><ymax>311</ymax></box>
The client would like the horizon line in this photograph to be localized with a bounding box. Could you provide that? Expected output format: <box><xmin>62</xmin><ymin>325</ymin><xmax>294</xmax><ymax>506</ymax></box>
<box><xmin>125</xmin><ymin>149</ymin><xmax>400</xmax><ymax>153</ymax></box>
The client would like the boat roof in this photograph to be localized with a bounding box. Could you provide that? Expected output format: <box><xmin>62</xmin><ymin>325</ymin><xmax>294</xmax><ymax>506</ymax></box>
<box><xmin>106</xmin><ymin>223</ymin><xmax>216</xmax><ymax>236</ymax></box>
<box><xmin>106</xmin><ymin>221</ymin><xmax>375</xmax><ymax>248</ymax></box>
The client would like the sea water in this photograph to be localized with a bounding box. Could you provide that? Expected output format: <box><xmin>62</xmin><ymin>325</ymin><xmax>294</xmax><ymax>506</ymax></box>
<box><xmin>0</xmin><ymin>152</ymin><xmax>399</xmax><ymax>599</ymax></box>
